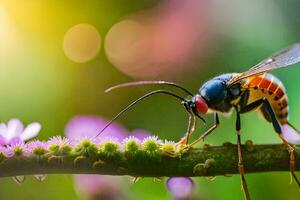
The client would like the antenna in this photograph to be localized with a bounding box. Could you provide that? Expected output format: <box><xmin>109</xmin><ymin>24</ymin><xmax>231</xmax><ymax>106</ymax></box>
<box><xmin>105</xmin><ymin>80</ymin><xmax>194</xmax><ymax>96</ymax></box>
<box><xmin>96</xmin><ymin>90</ymin><xmax>185</xmax><ymax>137</ymax></box>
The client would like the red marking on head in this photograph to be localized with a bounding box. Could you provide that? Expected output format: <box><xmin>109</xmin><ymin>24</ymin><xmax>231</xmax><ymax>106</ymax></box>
<box><xmin>195</xmin><ymin>95</ymin><xmax>208</xmax><ymax>115</ymax></box>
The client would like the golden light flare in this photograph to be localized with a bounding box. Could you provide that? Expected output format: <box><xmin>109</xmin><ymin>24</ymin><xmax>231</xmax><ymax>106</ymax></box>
<box><xmin>63</xmin><ymin>24</ymin><xmax>101</xmax><ymax>63</ymax></box>
<box><xmin>0</xmin><ymin>7</ymin><xmax>17</xmax><ymax>59</ymax></box>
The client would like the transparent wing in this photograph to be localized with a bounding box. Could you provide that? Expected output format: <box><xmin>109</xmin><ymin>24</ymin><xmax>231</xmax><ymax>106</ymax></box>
<box><xmin>227</xmin><ymin>43</ymin><xmax>300</xmax><ymax>86</ymax></box>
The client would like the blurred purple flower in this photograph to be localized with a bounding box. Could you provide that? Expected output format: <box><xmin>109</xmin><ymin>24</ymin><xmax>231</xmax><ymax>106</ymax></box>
<box><xmin>65</xmin><ymin>115</ymin><xmax>128</xmax><ymax>200</ymax></box>
<box><xmin>65</xmin><ymin>115</ymin><xmax>127</xmax><ymax>141</ymax></box>
<box><xmin>167</xmin><ymin>177</ymin><xmax>195</xmax><ymax>200</ymax></box>
<box><xmin>282</xmin><ymin>124</ymin><xmax>300</xmax><ymax>143</ymax></box>
<box><xmin>0</xmin><ymin>118</ymin><xmax>41</xmax><ymax>146</ymax></box>
<box><xmin>74</xmin><ymin>175</ymin><xmax>125</xmax><ymax>200</ymax></box>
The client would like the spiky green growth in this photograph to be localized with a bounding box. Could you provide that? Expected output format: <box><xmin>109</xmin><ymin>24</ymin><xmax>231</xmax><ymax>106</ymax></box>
<box><xmin>49</xmin><ymin>144</ymin><xmax>59</xmax><ymax>153</ymax></box>
<box><xmin>143</xmin><ymin>140</ymin><xmax>160</xmax><ymax>153</ymax></box>
<box><xmin>32</xmin><ymin>147</ymin><xmax>47</xmax><ymax>156</ymax></box>
<box><xmin>13</xmin><ymin>147</ymin><xmax>23</xmax><ymax>156</ymax></box>
<box><xmin>124</xmin><ymin>140</ymin><xmax>141</xmax><ymax>152</ymax></box>
<box><xmin>124</xmin><ymin>139</ymin><xmax>143</xmax><ymax>160</ymax></box>
<box><xmin>73</xmin><ymin>139</ymin><xmax>98</xmax><ymax>158</ymax></box>
<box><xmin>49</xmin><ymin>144</ymin><xmax>72</xmax><ymax>156</ymax></box>
<box><xmin>142</xmin><ymin>138</ymin><xmax>162</xmax><ymax>162</ymax></box>
<box><xmin>98</xmin><ymin>141</ymin><xmax>121</xmax><ymax>161</ymax></box>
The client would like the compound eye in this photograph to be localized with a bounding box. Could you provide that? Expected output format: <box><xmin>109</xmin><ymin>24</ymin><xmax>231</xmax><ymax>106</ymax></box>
<box><xmin>195</xmin><ymin>95</ymin><xmax>208</xmax><ymax>115</ymax></box>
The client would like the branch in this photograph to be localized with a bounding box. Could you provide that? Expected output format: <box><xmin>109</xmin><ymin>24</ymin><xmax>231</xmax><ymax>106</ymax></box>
<box><xmin>0</xmin><ymin>137</ymin><xmax>299</xmax><ymax>178</ymax></box>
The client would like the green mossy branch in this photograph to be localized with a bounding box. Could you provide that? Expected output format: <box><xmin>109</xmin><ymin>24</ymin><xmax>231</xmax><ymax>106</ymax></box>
<box><xmin>0</xmin><ymin>139</ymin><xmax>300</xmax><ymax>178</ymax></box>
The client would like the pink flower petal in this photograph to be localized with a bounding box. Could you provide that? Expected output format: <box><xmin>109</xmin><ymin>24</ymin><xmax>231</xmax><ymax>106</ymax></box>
<box><xmin>282</xmin><ymin>124</ymin><xmax>300</xmax><ymax>143</ymax></box>
<box><xmin>6</xmin><ymin>119</ymin><xmax>24</xmax><ymax>140</ymax></box>
<box><xmin>8</xmin><ymin>137</ymin><xmax>22</xmax><ymax>145</ymax></box>
<box><xmin>0</xmin><ymin>123</ymin><xmax>7</xmax><ymax>136</ymax></box>
<box><xmin>20</xmin><ymin>122</ymin><xmax>41</xmax><ymax>141</ymax></box>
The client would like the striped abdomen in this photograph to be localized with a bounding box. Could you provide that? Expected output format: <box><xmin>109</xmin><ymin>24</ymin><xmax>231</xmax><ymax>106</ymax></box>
<box><xmin>243</xmin><ymin>73</ymin><xmax>289</xmax><ymax>124</ymax></box>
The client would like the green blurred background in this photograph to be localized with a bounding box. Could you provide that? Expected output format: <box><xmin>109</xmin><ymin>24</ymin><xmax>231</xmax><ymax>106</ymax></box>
<box><xmin>1</xmin><ymin>0</ymin><xmax>300</xmax><ymax>199</ymax></box>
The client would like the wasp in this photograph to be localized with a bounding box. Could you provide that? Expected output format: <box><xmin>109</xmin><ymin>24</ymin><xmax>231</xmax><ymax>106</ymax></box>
<box><xmin>98</xmin><ymin>43</ymin><xmax>300</xmax><ymax>200</ymax></box>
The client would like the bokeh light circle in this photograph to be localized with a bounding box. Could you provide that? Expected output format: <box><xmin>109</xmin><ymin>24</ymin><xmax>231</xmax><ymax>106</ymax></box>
<box><xmin>104</xmin><ymin>1</ymin><xmax>212</xmax><ymax>79</ymax></box>
<box><xmin>63</xmin><ymin>24</ymin><xmax>101</xmax><ymax>63</ymax></box>
<box><xmin>104</xmin><ymin>19</ymin><xmax>149</xmax><ymax>76</ymax></box>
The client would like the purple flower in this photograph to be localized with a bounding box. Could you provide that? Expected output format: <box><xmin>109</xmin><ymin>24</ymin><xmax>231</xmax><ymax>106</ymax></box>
<box><xmin>65</xmin><ymin>115</ymin><xmax>128</xmax><ymax>200</ymax></box>
<box><xmin>48</xmin><ymin>136</ymin><xmax>71</xmax><ymax>148</ymax></box>
<box><xmin>0</xmin><ymin>119</ymin><xmax>43</xmax><ymax>184</ymax></box>
<box><xmin>167</xmin><ymin>177</ymin><xmax>195</xmax><ymax>200</ymax></box>
<box><xmin>5</xmin><ymin>142</ymin><xmax>29</xmax><ymax>157</ymax></box>
<box><xmin>0</xmin><ymin>118</ymin><xmax>41</xmax><ymax>146</ymax></box>
<box><xmin>26</xmin><ymin>140</ymin><xmax>48</xmax><ymax>155</ymax></box>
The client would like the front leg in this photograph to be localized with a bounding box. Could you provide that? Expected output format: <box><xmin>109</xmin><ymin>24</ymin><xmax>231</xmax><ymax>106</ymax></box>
<box><xmin>234</xmin><ymin>106</ymin><xmax>251</xmax><ymax>200</ymax></box>
<box><xmin>175</xmin><ymin>112</ymin><xmax>219</xmax><ymax>155</ymax></box>
<box><xmin>189</xmin><ymin>112</ymin><xmax>219</xmax><ymax>147</ymax></box>
<box><xmin>177</xmin><ymin>112</ymin><xmax>197</xmax><ymax>146</ymax></box>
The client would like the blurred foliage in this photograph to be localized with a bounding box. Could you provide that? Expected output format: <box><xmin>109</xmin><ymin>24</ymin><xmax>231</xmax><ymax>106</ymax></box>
<box><xmin>1</xmin><ymin>0</ymin><xmax>300</xmax><ymax>199</ymax></box>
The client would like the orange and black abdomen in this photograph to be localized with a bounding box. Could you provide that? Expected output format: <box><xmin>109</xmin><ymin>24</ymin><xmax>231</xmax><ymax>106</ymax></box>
<box><xmin>243</xmin><ymin>73</ymin><xmax>289</xmax><ymax>124</ymax></box>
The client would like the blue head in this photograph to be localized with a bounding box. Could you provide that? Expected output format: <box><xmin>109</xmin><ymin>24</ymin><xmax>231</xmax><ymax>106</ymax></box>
<box><xmin>200</xmin><ymin>81</ymin><xmax>227</xmax><ymax>106</ymax></box>
<box><xmin>198</xmin><ymin>74</ymin><xmax>235</xmax><ymax>110</ymax></box>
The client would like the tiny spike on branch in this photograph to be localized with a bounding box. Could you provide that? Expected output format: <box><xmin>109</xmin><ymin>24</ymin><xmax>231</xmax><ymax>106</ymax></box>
<box><xmin>0</xmin><ymin>136</ymin><xmax>299</xmax><ymax>178</ymax></box>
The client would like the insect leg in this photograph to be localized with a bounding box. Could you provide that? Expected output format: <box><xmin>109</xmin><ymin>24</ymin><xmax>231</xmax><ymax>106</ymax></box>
<box><xmin>234</xmin><ymin>106</ymin><xmax>251</xmax><ymax>200</ymax></box>
<box><xmin>188</xmin><ymin>114</ymin><xmax>197</xmax><ymax>142</ymax></box>
<box><xmin>183</xmin><ymin>113</ymin><xmax>194</xmax><ymax>144</ymax></box>
<box><xmin>260</xmin><ymin>99</ymin><xmax>300</xmax><ymax>188</ymax></box>
<box><xmin>189</xmin><ymin>112</ymin><xmax>219</xmax><ymax>147</ymax></box>
<box><xmin>240</xmin><ymin>98</ymin><xmax>300</xmax><ymax>188</ymax></box>
<box><xmin>279</xmin><ymin>134</ymin><xmax>300</xmax><ymax>187</ymax></box>
<box><xmin>177</xmin><ymin>113</ymin><xmax>197</xmax><ymax>145</ymax></box>
<box><xmin>239</xmin><ymin>98</ymin><xmax>264</xmax><ymax>113</ymax></box>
